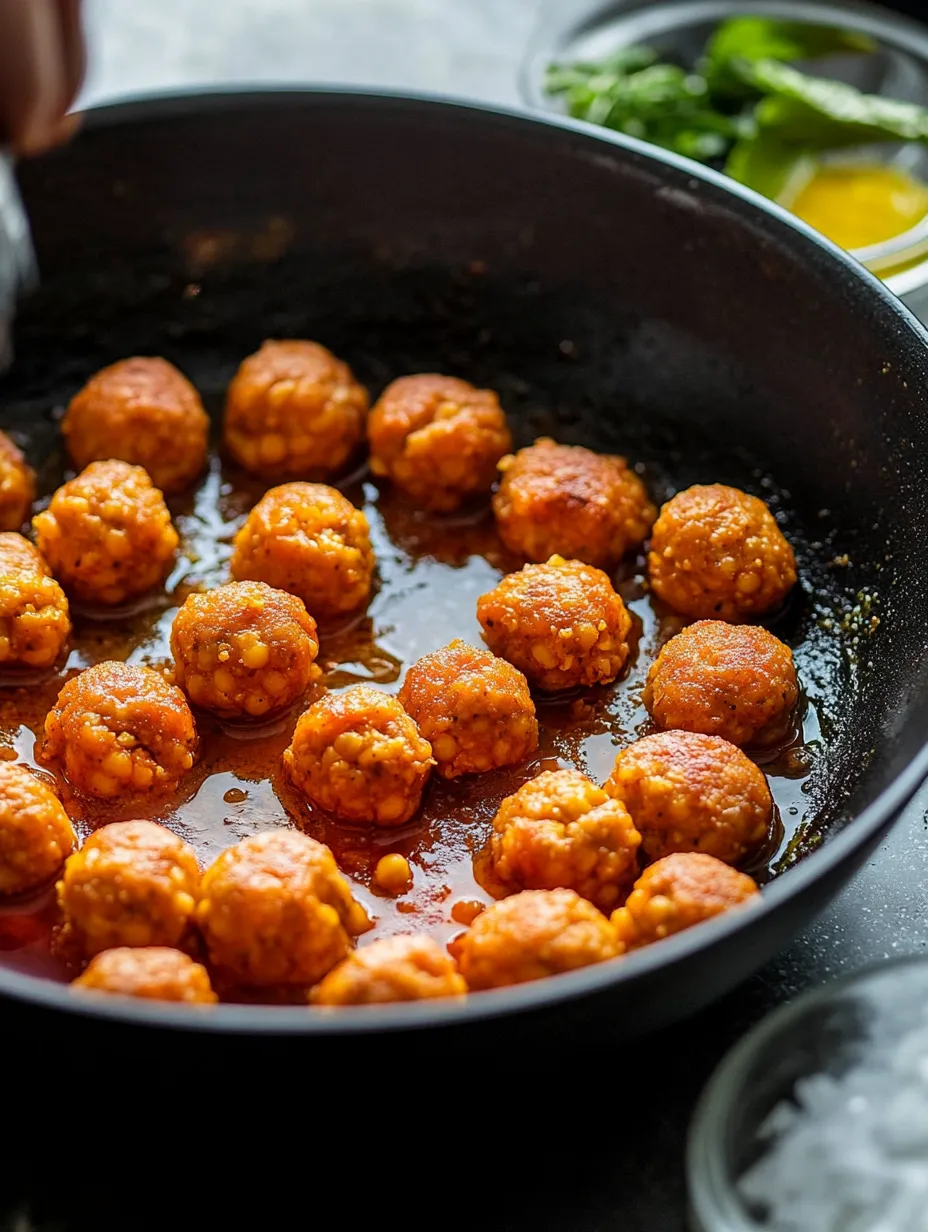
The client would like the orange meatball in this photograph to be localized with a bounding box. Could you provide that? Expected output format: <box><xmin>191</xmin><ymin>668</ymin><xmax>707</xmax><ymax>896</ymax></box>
<box><xmin>33</xmin><ymin>460</ymin><xmax>179</xmax><ymax>606</ymax></box>
<box><xmin>0</xmin><ymin>431</ymin><xmax>35</xmax><ymax>530</ymax></box>
<box><xmin>73</xmin><ymin>946</ymin><xmax>217</xmax><ymax>1003</ymax></box>
<box><xmin>612</xmin><ymin>852</ymin><xmax>759</xmax><ymax>950</ymax></box>
<box><xmin>284</xmin><ymin>685</ymin><xmax>433</xmax><ymax>826</ymax></box>
<box><xmin>604</xmin><ymin>730</ymin><xmax>772</xmax><ymax>865</ymax></box>
<box><xmin>648</xmin><ymin>484</ymin><xmax>797</xmax><ymax>621</ymax></box>
<box><xmin>398</xmin><ymin>640</ymin><xmax>537</xmax><ymax>778</ymax></box>
<box><xmin>62</xmin><ymin>357</ymin><xmax>209</xmax><ymax>494</ymax></box>
<box><xmin>313</xmin><ymin>934</ymin><xmax>466</xmax><ymax>1005</ymax></box>
<box><xmin>368</xmin><ymin>374</ymin><xmax>512</xmax><ymax>511</ymax></box>
<box><xmin>171</xmin><ymin>581</ymin><xmax>319</xmax><ymax>719</ymax></box>
<box><xmin>43</xmin><ymin>661</ymin><xmax>198</xmax><ymax>798</ymax></box>
<box><xmin>223</xmin><ymin>339</ymin><xmax>368</xmax><ymax>480</ymax></box>
<box><xmin>477</xmin><ymin>555</ymin><xmax>632</xmax><ymax>691</ymax></box>
<box><xmin>0</xmin><ymin>533</ymin><xmax>70</xmax><ymax>669</ymax></box>
<box><xmin>56</xmin><ymin>820</ymin><xmax>200</xmax><ymax>959</ymax></box>
<box><xmin>196</xmin><ymin>830</ymin><xmax>370</xmax><ymax>987</ymax></box>
<box><xmin>644</xmin><ymin>620</ymin><xmax>799</xmax><ymax>746</ymax></box>
<box><xmin>493</xmin><ymin>438</ymin><xmax>655</xmax><ymax>567</ymax></box>
<box><xmin>483</xmin><ymin>769</ymin><xmax>641</xmax><ymax>912</ymax></box>
<box><xmin>454</xmin><ymin>887</ymin><xmax>620</xmax><ymax>990</ymax></box>
<box><xmin>230</xmin><ymin>482</ymin><xmax>374</xmax><ymax>619</ymax></box>
<box><xmin>0</xmin><ymin>762</ymin><xmax>75</xmax><ymax>896</ymax></box>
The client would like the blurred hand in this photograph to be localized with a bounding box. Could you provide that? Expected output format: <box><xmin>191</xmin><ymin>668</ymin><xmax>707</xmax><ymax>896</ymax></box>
<box><xmin>0</xmin><ymin>0</ymin><xmax>84</xmax><ymax>155</ymax></box>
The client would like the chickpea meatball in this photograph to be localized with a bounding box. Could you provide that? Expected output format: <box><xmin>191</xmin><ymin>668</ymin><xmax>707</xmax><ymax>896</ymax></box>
<box><xmin>33</xmin><ymin>460</ymin><xmax>179</xmax><ymax>606</ymax></box>
<box><xmin>398</xmin><ymin>640</ymin><xmax>537</xmax><ymax>778</ymax></box>
<box><xmin>648</xmin><ymin>484</ymin><xmax>797</xmax><ymax>621</ymax></box>
<box><xmin>454</xmin><ymin>887</ymin><xmax>620</xmax><ymax>990</ymax></box>
<box><xmin>223</xmin><ymin>339</ymin><xmax>368</xmax><ymax>480</ymax></box>
<box><xmin>43</xmin><ymin>661</ymin><xmax>198</xmax><ymax>799</ymax></box>
<box><xmin>0</xmin><ymin>431</ymin><xmax>35</xmax><ymax>530</ymax></box>
<box><xmin>0</xmin><ymin>762</ymin><xmax>75</xmax><ymax>896</ymax></box>
<box><xmin>368</xmin><ymin>374</ymin><xmax>512</xmax><ymax>512</ymax></box>
<box><xmin>62</xmin><ymin>357</ymin><xmax>209</xmax><ymax>494</ymax></box>
<box><xmin>57</xmin><ymin>820</ymin><xmax>200</xmax><ymax>959</ymax></box>
<box><xmin>484</xmin><ymin>769</ymin><xmax>641</xmax><ymax>912</ymax></box>
<box><xmin>477</xmin><ymin>555</ymin><xmax>632</xmax><ymax>691</ymax></box>
<box><xmin>284</xmin><ymin>685</ymin><xmax>433</xmax><ymax>827</ymax></box>
<box><xmin>604</xmin><ymin>730</ymin><xmax>773</xmax><ymax>865</ymax></box>
<box><xmin>230</xmin><ymin>482</ymin><xmax>374</xmax><ymax>619</ymax></box>
<box><xmin>313</xmin><ymin>934</ymin><xmax>466</xmax><ymax>1005</ymax></box>
<box><xmin>612</xmin><ymin>852</ymin><xmax>759</xmax><ymax>950</ymax></box>
<box><xmin>196</xmin><ymin>830</ymin><xmax>370</xmax><ymax>987</ymax></box>
<box><xmin>645</xmin><ymin>620</ymin><xmax>799</xmax><ymax>746</ymax></box>
<box><xmin>0</xmin><ymin>533</ymin><xmax>70</xmax><ymax>669</ymax></box>
<box><xmin>73</xmin><ymin>947</ymin><xmax>217</xmax><ymax>1004</ymax></box>
<box><xmin>171</xmin><ymin>581</ymin><xmax>319</xmax><ymax>719</ymax></box>
<box><xmin>493</xmin><ymin>438</ymin><xmax>655</xmax><ymax>567</ymax></box>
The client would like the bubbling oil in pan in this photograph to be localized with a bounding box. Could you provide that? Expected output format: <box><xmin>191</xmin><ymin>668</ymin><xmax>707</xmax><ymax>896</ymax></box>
<box><xmin>0</xmin><ymin>447</ymin><xmax>834</xmax><ymax>985</ymax></box>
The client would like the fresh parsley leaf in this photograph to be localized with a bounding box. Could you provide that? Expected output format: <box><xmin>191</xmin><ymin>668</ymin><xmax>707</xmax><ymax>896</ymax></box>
<box><xmin>725</xmin><ymin>129</ymin><xmax>816</xmax><ymax>200</ymax></box>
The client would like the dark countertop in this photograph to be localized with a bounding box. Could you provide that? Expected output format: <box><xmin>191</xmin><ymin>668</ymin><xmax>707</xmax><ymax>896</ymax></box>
<box><xmin>3</xmin><ymin>3</ymin><xmax>928</xmax><ymax>1229</ymax></box>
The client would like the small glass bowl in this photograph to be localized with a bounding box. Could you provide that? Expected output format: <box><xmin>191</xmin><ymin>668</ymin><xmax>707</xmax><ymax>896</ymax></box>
<box><xmin>687</xmin><ymin>955</ymin><xmax>928</xmax><ymax>1232</ymax></box>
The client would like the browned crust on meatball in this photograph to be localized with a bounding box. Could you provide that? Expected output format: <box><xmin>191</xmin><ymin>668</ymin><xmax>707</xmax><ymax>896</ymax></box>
<box><xmin>223</xmin><ymin>340</ymin><xmax>368</xmax><ymax>480</ymax></box>
<box><xmin>368</xmin><ymin>374</ymin><xmax>512</xmax><ymax>511</ymax></box>
<box><xmin>477</xmin><ymin>555</ymin><xmax>633</xmax><ymax>691</ymax></box>
<box><xmin>454</xmin><ymin>887</ymin><xmax>620</xmax><ymax>990</ymax></box>
<box><xmin>43</xmin><ymin>661</ymin><xmax>198</xmax><ymax>798</ymax></box>
<box><xmin>230</xmin><ymin>481</ymin><xmax>374</xmax><ymax>619</ymax></box>
<box><xmin>0</xmin><ymin>432</ymin><xmax>35</xmax><ymax>531</ymax></box>
<box><xmin>73</xmin><ymin>946</ymin><xmax>218</xmax><ymax>1003</ymax></box>
<box><xmin>611</xmin><ymin>852</ymin><xmax>759</xmax><ymax>950</ymax></box>
<box><xmin>648</xmin><ymin>484</ymin><xmax>797</xmax><ymax>621</ymax></box>
<box><xmin>644</xmin><ymin>620</ymin><xmax>799</xmax><ymax>746</ymax></box>
<box><xmin>0</xmin><ymin>533</ymin><xmax>70</xmax><ymax>669</ymax></box>
<box><xmin>604</xmin><ymin>730</ymin><xmax>773</xmax><ymax>865</ymax></box>
<box><xmin>171</xmin><ymin>581</ymin><xmax>319</xmax><ymax>719</ymax></box>
<box><xmin>33</xmin><ymin>460</ymin><xmax>179</xmax><ymax>606</ymax></box>
<box><xmin>195</xmin><ymin>829</ymin><xmax>370</xmax><ymax>987</ymax></box>
<box><xmin>284</xmin><ymin>684</ymin><xmax>433</xmax><ymax>827</ymax></box>
<box><xmin>62</xmin><ymin>357</ymin><xmax>209</xmax><ymax>494</ymax></box>
<box><xmin>398</xmin><ymin>639</ymin><xmax>538</xmax><ymax>778</ymax></box>
<box><xmin>493</xmin><ymin>438</ymin><xmax>655</xmax><ymax>567</ymax></box>
<box><xmin>313</xmin><ymin>934</ymin><xmax>467</xmax><ymax>1005</ymax></box>
<box><xmin>0</xmin><ymin>762</ymin><xmax>75</xmax><ymax>896</ymax></box>
<box><xmin>482</xmin><ymin>768</ymin><xmax>641</xmax><ymax>912</ymax></box>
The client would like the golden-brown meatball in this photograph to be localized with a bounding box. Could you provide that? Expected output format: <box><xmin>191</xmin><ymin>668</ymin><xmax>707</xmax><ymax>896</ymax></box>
<box><xmin>56</xmin><ymin>820</ymin><xmax>200</xmax><ymax>959</ymax></box>
<box><xmin>477</xmin><ymin>555</ymin><xmax>632</xmax><ymax>691</ymax></box>
<box><xmin>284</xmin><ymin>685</ymin><xmax>433</xmax><ymax>827</ymax></box>
<box><xmin>648</xmin><ymin>484</ymin><xmax>797</xmax><ymax>621</ymax></box>
<box><xmin>368</xmin><ymin>374</ymin><xmax>512</xmax><ymax>511</ymax></box>
<box><xmin>171</xmin><ymin>581</ymin><xmax>319</xmax><ymax>719</ymax></box>
<box><xmin>223</xmin><ymin>339</ymin><xmax>368</xmax><ymax>480</ymax></box>
<box><xmin>196</xmin><ymin>829</ymin><xmax>370</xmax><ymax>987</ymax></box>
<box><xmin>493</xmin><ymin>438</ymin><xmax>655</xmax><ymax>567</ymax></box>
<box><xmin>454</xmin><ymin>887</ymin><xmax>620</xmax><ymax>990</ymax></box>
<box><xmin>612</xmin><ymin>852</ymin><xmax>759</xmax><ymax>950</ymax></box>
<box><xmin>0</xmin><ymin>533</ymin><xmax>70</xmax><ymax>669</ymax></box>
<box><xmin>604</xmin><ymin>730</ymin><xmax>772</xmax><ymax>865</ymax></box>
<box><xmin>483</xmin><ymin>769</ymin><xmax>641</xmax><ymax>912</ymax></box>
<box><xmin>0</xmin><ymin>431</ymin><xmax>35</xmax><ymax>530</ymax></box>
<box><xmin>43</xmin><ymin>661</ymin><xmax>198</xmax><ymax>798</ymax></box>
<box><xmin>73</xmin><ymin>946</ymin><xmax>217</xmax><ymax>1003</ymax></box>
<box><xmin>313</xmin><ymin>934</ymin><xmax>466</xmax><ymax>1005</ymax></box>
<box><xmin>230</xmin><ymin>482</ymin><xmax>374</xmax><ymax>619</ymax></box>
<box><xmin>62</xmin><ymin>357</ymin><xmax>209</xmax><ymax>494</ymax></box>
<box><xmin>33</xmin><ymin>460</ymin><xmax>179</xmax><ymax>606</ymax></box>
<box><xmin>398</xmin><ymin>640</ymin><xmax>537</xmax><ymax>778</ymax></box>
<box><xmin>0</xmin><ymin>762</ymin><xmax>75</xmax><ymax>895</ymax></box>
<box><xmin>644</xmin><ymin>620</ymin><xmax>799</xmax><ymax>746</ymax></box>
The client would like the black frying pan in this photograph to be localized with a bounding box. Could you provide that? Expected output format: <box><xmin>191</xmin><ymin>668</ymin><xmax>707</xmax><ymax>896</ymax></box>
<box><xmin>1</xmin><ymin>90</ymin><xmax>928</xmax><ymax>1048</ymax></box>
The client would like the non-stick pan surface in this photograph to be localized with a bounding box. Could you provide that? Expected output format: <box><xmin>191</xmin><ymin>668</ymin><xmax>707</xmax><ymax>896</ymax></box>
<box><xmin>1</xmin><ymin>90</ymin><xmax>928</xmax><ymax>1043</ymax></box>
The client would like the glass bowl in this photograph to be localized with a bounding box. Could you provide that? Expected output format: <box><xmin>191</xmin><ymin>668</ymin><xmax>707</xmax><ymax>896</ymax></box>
<box><xmin>687</xmin><ymin>955</ymin><xmax>928</xmax><ymax>1231</ymax></box>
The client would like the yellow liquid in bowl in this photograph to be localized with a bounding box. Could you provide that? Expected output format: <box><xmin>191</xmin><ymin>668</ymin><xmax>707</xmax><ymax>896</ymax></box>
<box><xmin>787</xmin><ymin>162</ymin><xmax>928</xmax><ymax>251</ymax></box>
